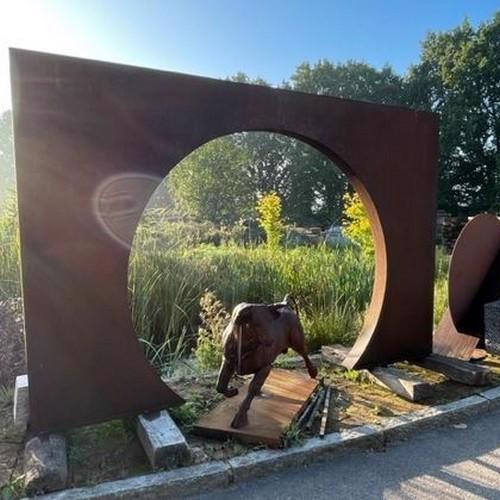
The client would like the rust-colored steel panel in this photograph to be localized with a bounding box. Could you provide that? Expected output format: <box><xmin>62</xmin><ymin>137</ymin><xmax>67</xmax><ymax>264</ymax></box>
<box><xmin>193</xmin><ymin>369</ymin><xmax>318</xmax><ymax>448</ymax></box>
<box><xmin>434</xmin><ymin>214</ymin><xmax>500</xmax><ymax>359</ymax></box>
<box><xmin>9</xmin><ymin>49</ymin><xmax>439</xmax><ymax>432</ymax></box>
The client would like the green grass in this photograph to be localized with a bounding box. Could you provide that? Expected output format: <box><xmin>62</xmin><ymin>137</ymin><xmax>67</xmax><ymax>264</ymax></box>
<box><xmin>0</xmin><ymin>474</ymin><xmax>25</xmax><ymax>500</ymax></box>
<box><xmin>0</xmin><ymin>193</ymin><xmax>20</xmax><ymax>300</ymax></box>
<box><xmin>434</xmin><ymin>246</ymin><xmax>450</xmax><ymax>327</ymax></box>
<box><xmin>128</xmin><ymin>233</ymin><xmax>451</xmax><ymax>370</ymax></box>
<box><xmin>129</xmin><ymin>239</ymin><xmax>375</xmax><ymax>354</ymax></box>
<box><xmin>0</xmin><ymin>197</ymin><xmax>451</xmax><ymax>374</ymax></box>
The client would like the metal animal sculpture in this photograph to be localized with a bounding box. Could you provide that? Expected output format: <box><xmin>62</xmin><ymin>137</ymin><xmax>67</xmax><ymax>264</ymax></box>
<box><xmin>216</xmin><ymin>295</ymin><xmax>318</xmax><ymax>428</ymax></box>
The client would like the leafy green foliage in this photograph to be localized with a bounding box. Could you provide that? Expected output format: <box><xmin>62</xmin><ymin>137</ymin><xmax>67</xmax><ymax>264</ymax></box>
<box><xmin>342</xmin><ymin>192</ymin><xmax>374</xmax><ymax>256</ymax></box>
<box><xmin>168</xmin><ymin>136</ymin><xmax>254</xmax><ymax>225</ymax></box>
<box><xmin>0</xmin><ymin>473</ymin><xmax>25</xmax><ymax>500</ymax></box>
<box><xmin>169</xmin><ymin>391</ymin><xmax>223</xmax><ymax>432</ymax></box>
<box><xmin>281</xmin><ymin>421</ymin><xmax>305</xmax><ymax>448</ymax></box>
<box><xmin>342</xmin><ymin>369</ymin><xmax>365</xmax><ymax>383</ymax></box>
<box><xmin>405</xmin><ymin>14</ymin><xmax>500</xmax><ymax>215</ymax></box>
<box><xmin>290</xmin><ymin>60</ymin><xmax>404</xmax><ymax>104</ymax></box>
<box><xmin>256</xmin><ymin>192</ymin><xmax>284</xmax><ymax>248</ymax></box>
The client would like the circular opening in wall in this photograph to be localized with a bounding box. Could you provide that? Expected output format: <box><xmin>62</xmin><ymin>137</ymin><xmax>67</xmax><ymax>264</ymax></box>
<box><xmin>128</xmin><ymin>132</ymin><xmax>376</xmax><ymax>378</ymax></box>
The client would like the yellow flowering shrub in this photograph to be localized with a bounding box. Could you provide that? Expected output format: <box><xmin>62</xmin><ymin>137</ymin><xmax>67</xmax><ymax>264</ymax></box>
<box><xmin>256</xmin><ymin>192</ymin><xmax>284</xmax><ymax>249</ymax></box>
<box><xmin>343</xmin><ymin>192</ymin><xmax>374</xmax><ymax>256</ymax></box>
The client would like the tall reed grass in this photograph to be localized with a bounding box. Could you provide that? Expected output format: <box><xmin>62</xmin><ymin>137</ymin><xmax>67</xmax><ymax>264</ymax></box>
<box><xmin>434</xmin><ymin>246</ymin><xmax>450</xmax><ymax>327</ymax></box>
<box><xmin>0</xmin><ymin>200</ymin><xmax>451</xmax><ymax>374</ymax></box>
<box><xmin>129</xmin><ymin>226</ymin><xmax>375</xmax><ymax>354</ymax></box>
<box><xmin>0</xmin><ymin>193</ymin><xmax>20</xmax><ymax>300</ymax></box>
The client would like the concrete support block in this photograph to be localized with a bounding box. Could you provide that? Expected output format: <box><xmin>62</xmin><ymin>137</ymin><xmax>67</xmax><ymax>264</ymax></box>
<box><xmin>24</xmin><ymin>434</ymin><xmax>68</xmax><ymax>495</ymax></box>
<box><xmin>367</xmin><ymin>366</ymin><xmax>431</xmax><ymax>401</ymax></box>
<box><xmin>13</xmin><ymin>374</ymin><xmax>29</xmax><ymax>430</ymax></box>
<box><xmin>137</xmin><ymin>410</ymin><xmax>190</xmax><ymax>469</ymax></box>
<box><xmin>417</xmin><ymin>353</ymin><xmax>491</xmax><ymax>386</ymax></box>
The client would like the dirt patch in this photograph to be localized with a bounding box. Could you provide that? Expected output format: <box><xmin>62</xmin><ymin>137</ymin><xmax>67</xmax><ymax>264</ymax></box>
<box><xmin>316</xmin><ymin>355</ymin><xmax>500</xmax><ymax>434</ymax></box>
<box><xmin>67</xmin><ymin>420</ymin><xmax>150</xmax><ymax>488</ymax></box>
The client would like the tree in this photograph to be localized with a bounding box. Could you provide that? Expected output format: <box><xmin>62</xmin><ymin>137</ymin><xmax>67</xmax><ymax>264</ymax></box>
<box><xmin>290</xmin><ymin>60</ymin><xmax>404</xmax><ymax>105</ymax></box>
<box><xmin>230</xmin><ymin>71</ymin><xmax>358</xmax><ymax>227</ymax></box>
<box><xmin>168</xmin><ymin>136</ymin><xmax>254</xmax><ymax>225</ymax></box>
<box><xmin>285</xmin><ymin>60</ymin><xmax>405</xmax><ymax>227</ymax></box>
<box><xmin>405</xmin><ymin>14</ymin><xmax>500</xmax><ymax>215</ymax></box>
<box><xmin>169</xmin><ymin>62</ymin><xmax>409</xmax><ymax>228</ymax></box>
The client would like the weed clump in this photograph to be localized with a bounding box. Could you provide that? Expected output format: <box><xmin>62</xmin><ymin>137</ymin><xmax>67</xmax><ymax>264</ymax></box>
<box><xmin>194</xmin><ymin>291</ymin><xmax>229</xmax><ymax>370</ymax></box>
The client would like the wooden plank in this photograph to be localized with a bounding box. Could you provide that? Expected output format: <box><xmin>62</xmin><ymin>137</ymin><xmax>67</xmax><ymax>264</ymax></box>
<box><xmin>417</xmin><ymin>353</ymin><xmax>491</xmax><ymax>386</ymax></box>
<box><xmin>367</xmin><ymin>367</ymin><xmax>431</xmax><ymax>402</ymax></box>
<box><xmin>433</xmin><ymin>309</ymin><xmax>479</xmax><ymax>361</ymax></box>
<box><xmin>193</xmin><ymin>369</ymin><xmax>318</xmax><ymax>448</ymax></box>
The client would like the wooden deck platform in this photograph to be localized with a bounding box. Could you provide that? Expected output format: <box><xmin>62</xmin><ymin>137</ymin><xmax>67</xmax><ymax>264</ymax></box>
<box><xmin>193</xmin><ymin>369</ymin><xmax>318</xmax><ymax>448</ymax></box>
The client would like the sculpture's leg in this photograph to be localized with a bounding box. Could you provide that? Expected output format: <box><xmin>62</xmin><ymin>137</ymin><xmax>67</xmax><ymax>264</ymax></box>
<box><xmin>231</xmin><ymin>364</ymin><xmax>272</xmax><ymax>429</ymax></box>
<box><xmin>216</xmin><ymin>359</ymin><xmax>238</xmax><ymax>397</ymax></box>
<box><xmin>291</xmin><ymin>328</ymin><xmax>318</xmax><ymax>379</ymax></box>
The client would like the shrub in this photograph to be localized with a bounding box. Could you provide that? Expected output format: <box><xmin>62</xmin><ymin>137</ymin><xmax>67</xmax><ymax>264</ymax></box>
<box><xmin>342</xmin><ymin>191</ymin><xmax>374</xmax><ymax>256</ymax></box>
<box><xmin>256</xmin><ymin>193</ymin><xmax>284</xmax><ymax>248</ymax></box>
<box><xmin>136</xmin><ymin>211</ymin><xmax>252</xmax><ymax>249</ymax></box>
<box><xmin>194</xmin><ymin>290</ymin><xmax>229</xmax><ymax>370</ymax></box>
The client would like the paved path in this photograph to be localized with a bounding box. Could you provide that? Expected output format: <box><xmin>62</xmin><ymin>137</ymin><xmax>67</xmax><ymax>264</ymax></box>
<box><xmin>192</xmin><ymin>409</ymin><xmax>500</xmax><ymax>499</ymax></box>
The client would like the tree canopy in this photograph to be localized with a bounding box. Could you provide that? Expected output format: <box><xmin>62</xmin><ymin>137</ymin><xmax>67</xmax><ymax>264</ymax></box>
<box><xmin>405</xmin><ymin>13</ymin><xmax>500</xmax><ymax>215</ymax></box>
<box><xmin>168</xmin><ymin>136</ymin><xmax>255</xmax><ymax>225</ymax></box>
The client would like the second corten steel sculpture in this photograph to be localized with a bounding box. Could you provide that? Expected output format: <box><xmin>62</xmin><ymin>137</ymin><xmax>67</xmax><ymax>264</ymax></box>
<box><xmin>434</xmin><ymin>214</ymin><xmax>500</xmax><ymax>359</ymax></box>
<box><xmin>10</xmin><ymin>49</ymin><xmax>439</xmax><ymax>433</ymax></box>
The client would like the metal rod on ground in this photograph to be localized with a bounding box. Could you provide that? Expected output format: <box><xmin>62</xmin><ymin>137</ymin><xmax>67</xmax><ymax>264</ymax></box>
<box><xmin>319</xmin><ymin>386</ymin><xmax>331</xmax><ymax>439</ymax></box>
<box><xmin>296</xmin><ymin>384</ymin><xmax>322</xmax><ymax>429</ymax></box>
<box><xmin>305</xmin><ymin>385</ymin><xmax>326</xmax><ymax>431</ymax></box>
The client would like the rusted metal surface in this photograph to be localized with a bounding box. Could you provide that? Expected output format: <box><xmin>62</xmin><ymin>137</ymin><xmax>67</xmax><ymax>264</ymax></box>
<box><xmin>434</xmin><ymin>214</ymin><xmax>500</xmax><ymax>360</ymax></box>
<box><xmin>10</xmin><ymin>49</ymin><xmax>438</xmax><ymax>433</ymax></box>
<box><xmin>433</xmin><ymin>309</ymin><xmax>480</xmax><ymax>360</ymax></box>
<box><xmin>193</xmin><ymin>369</ymin><xmax>318</xmax><ymax>447</ymax></box>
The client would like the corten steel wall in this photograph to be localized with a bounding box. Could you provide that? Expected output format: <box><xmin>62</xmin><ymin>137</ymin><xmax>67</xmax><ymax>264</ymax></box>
<box><xmin>10</xmin><ymin>49</ymin><xmax>439</xmax><ymax>433</ymax></box>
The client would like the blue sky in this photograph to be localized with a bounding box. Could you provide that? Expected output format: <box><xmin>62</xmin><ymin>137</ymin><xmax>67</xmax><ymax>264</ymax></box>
<box><xmin>1</xmin><ymin>0</ymin><xmax>499</xmax><ymax>111</ymax></box>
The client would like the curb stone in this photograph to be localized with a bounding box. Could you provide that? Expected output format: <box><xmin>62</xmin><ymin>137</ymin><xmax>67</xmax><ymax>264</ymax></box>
<box><xmin>35</xmin><ymin>389</ymin><xmax>500</xmax><ymax>500</ymax></box>
<box><xmin>37</xmin><ymin>461</ymin><xmax>230</xmax><ymax>500</ymax></box>
<box><xmin>479</xmin><ymin>386</ymin><xmax>500</xmax><ymax>410</ymax></box>
<box><xmin>229</xmin><ymin>424</ymin><xmax>383</xmax><ymax>482</ymax></box>
<box><xmin>381</xmin><ymin>394</ymin><xmax>490</xmax><ymax>443</ymax></box>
